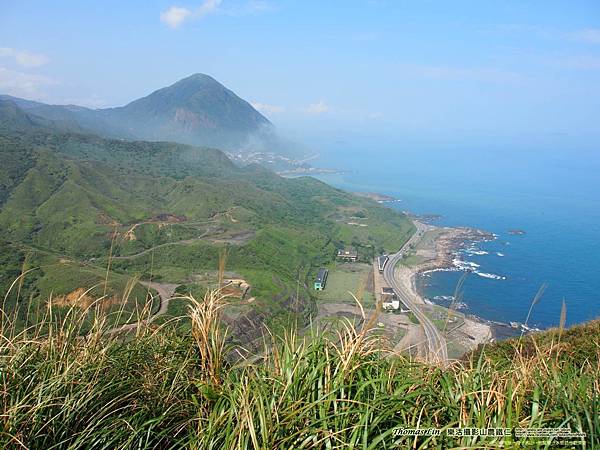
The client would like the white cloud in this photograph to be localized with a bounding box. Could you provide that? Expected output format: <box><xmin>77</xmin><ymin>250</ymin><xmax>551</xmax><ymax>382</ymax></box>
<box><xmin>197</xmin><ymin>0</ymin><xmax>222</xmax><ymax>16</ymax></box>
<box><xmin>570</xmin><ymin>28</ymin><xmax>600</xmax><ymax>44</ymax></box>
<box><xmin>0</xmin><ymin>47</ymin><xmax>49</xmax><ymax>67</ymax></box>
<box><xmin>160</xmin><ymin>0</ymin><xmax>222</xmax><ymax>28</ymax></box>
<box><xmin>303</xmin><ymin>100</ymin><xmax>329</xmax><ymax>115</ymax></box>
<box><xmin>160</xmin><ymin>6</ymin><xmax>193</xmax><ymax>28</ymax></box>
<box><xmin>251</xmin><ymin>101</ymin><xmax>284</xmax><ymax>114</ymax></box>
<box><xmin>0</xmin><ymin>67</ymin><xmax>57</xmax><ymax>99</ymax></box>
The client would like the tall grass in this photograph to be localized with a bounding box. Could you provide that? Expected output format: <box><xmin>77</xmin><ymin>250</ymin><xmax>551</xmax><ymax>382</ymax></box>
<box><xmin>1</xmin><ymin>287</ymin><xmax>597</xmax><ymax>449</ymax></box>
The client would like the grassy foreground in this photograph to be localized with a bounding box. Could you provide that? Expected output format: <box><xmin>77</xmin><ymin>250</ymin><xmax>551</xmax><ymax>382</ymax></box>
<box><xmin>1</xmin><ymin>290</ymin><xmax>598</xmax><ymax>449</ymax></box>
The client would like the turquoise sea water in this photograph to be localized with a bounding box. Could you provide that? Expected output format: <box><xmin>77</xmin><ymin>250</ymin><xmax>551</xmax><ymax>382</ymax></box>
<box><xmin>313</xmin><ymin>141</ymin><xmax>600</xmax><ymax>329</ymax></box>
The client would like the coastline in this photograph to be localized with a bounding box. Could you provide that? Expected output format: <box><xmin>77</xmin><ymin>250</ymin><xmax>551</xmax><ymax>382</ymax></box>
<box><xmin>397</xmin><ymin>220</ymin><xmax>498</xmax><ymax>350</ymax></box>
<box><xmin>311</xmin><ymin>181</ymin><xmax>546</xmax><ymax>349</ymax></box>
<box><xmin>352</xmin><ymin>192</ymin><xmax>400</xmax><ymax>203</ymax></box>
<box><xmin>409</xmin><ymin>220</ymin><xmax>525</xmax><ymax>343</ymax></box>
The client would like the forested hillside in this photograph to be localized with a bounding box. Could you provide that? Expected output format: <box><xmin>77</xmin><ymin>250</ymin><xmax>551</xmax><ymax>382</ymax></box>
<box><xmin>0</xmin><ymin>102</ymin><xmax>414</xmax><ymax>336</ymax></box>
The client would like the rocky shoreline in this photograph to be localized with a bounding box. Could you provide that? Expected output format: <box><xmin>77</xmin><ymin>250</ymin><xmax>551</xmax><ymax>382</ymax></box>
<box><xmin>420</xmin><ymin>226</ymin><xmax>495</xmax><ymax>273</ymax></box>
<box><xmin>398</xmin><ymin>223</ymin><xmax>498</xmax><ymax>349</ymax></box>
<box><xmin>352</xmin><ymin>192</ymin><xmax>399</xmax><ymax>203</ymax></box>
<box><xmin>410</xmin><ymin>223</ymin><xmax>524</xmax><ymax>342</ymax></box>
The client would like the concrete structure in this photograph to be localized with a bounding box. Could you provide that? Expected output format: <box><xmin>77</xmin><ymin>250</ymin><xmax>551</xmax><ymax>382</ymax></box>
<box><xmin>377</xmin><ymin>255</ymin><xmax>389</xmax><ymax>273</ymax></box>
<box><xmin>337</xmin><ymin>248</ymin><xmax>358</xmax><ymax>262</ymax></box>
<box><xmin>381</xmin><ymin>287</ymin><xmax>396</xmax><ymax>301</ymax></box>
<box><xmin>314</xmin><ymin>268</ymin><xmax>328</xmax><ymax>290</ymax></box>
<box><xmin>381</xmin><ymin>287</ymin><xmax>400</xmax><ymax>310</ymax></box>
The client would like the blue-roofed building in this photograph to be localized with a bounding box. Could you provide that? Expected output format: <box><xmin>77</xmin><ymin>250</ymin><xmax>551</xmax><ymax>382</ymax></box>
<box><xmin>314</xmin><ymin>268</ymin><xmax>328</xmax><ymax>290</ymax></box>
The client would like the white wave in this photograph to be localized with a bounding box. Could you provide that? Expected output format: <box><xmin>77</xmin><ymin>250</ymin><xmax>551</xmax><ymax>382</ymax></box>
<box><xmin>464</xmin><ymin>261</ymin><xmax>481</xmax><ymax>268</ymax></box>
<box><xmin>481</xmin><ymin>234</ymin><xmax>498</xmax><ymax>243</ymax></box>
<box><xmin>452</xmin><ymin>258</ymin><xmax>480</xmax><ymax>270</ymax></box>
<box><xmin>476</xmin><ymin>272</ymin><xmax>506</xmax><ymax>280</ymax></box>
<box><xmin>453</xmin><ymin>301</ymin><xmax>468</xmax><ymax>310</ymax></box>
<box><xmin>421</xmin><ymin>267</ymin><xmax>461</xmax><ymax>276</ymax></box>
<box><xmin>464</xmin><ymin>249</ymin><xmax>489</xmax><ymax>256</ymax></box>
<box><xmin>496</xmin><ymin>252</ymin><xmax>505</xmax><ymax>257</ymax></box>
<box><xmin>432</xmin><ymin>295</ymin><xmax>468</xmax><ymax>310</ymax></box>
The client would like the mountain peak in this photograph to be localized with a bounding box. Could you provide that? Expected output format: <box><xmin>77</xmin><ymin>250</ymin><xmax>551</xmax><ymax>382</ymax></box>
<box><xmin>105</xmin><ymin>73</ymin><xmax>271</xmax><ymax>149</ymax></box>
<box><xmin>177</xmin><ymin>73</ymin><xmax>219</xmax><ymax>83</ymax></box>
<box><xmin>153</xmin><ymin>73</ymin><xmax>240</xmax><ymax>102</ymax></box>
<box><xmin>3</xmin><ymin>74</ymin><xmax>277</xmax><ymax>152</ymax></box>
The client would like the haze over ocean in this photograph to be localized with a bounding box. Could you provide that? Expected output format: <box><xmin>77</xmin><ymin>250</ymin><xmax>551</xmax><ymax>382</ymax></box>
<box><xmin>314</xmin><ymin>139</ymin><xmax>600</xmax><ymax>329</ymax></box>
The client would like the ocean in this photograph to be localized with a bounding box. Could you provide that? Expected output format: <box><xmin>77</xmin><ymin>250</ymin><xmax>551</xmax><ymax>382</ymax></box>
<box><xmin>312</xmin><ymin>140</ymin><xmax>600</xmax><ymax>329</ymax></box>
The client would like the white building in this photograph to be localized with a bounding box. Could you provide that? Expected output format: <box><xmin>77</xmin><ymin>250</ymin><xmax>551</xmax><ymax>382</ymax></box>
<box><xmin>381</xmin><ymin>287</ymin><xmax>400</xmax><ymax>310</ymax></box>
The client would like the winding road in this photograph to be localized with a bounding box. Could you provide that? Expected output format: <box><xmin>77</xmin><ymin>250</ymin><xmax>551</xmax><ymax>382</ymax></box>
<box><xmin>112</xmin><ymin>227</ymin><xmax>219</xmax><ymax>260</ymax></box>
<box><xmin>106</xmin><ymin>281</ymin><xmax>179</xmax><ymax>334</ymax></box>
<box><xmin>382</xmin><ymin>223</ymin><xmax>448</xmax><ymax>365</ymax></box>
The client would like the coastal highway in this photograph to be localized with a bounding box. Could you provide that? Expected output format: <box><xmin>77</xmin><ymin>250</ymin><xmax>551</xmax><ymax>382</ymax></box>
<box><xmin>382</xmin><ymin>223</ymin><xmax>448</xmax><ymax>364</ymax></box>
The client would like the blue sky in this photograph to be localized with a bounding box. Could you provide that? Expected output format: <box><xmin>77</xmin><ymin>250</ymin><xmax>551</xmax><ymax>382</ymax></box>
<box><xmin>1</xmin><ymin>0</ymin><xmax>599</xmax><ymax>148</ymax></box>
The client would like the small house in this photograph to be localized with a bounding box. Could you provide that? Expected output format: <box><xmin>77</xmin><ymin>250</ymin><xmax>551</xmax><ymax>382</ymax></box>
<box><xmin>314</xmin><ymin>268</ymin><xmax>329</xmax><ymax>290</ymax></box>
<box><xmin>337</xmin><ymin>248</ymin><xmax>358</xmax><ymax>262</ymax></box>
<box><xmin>381</xmin><ymin>287</ymin><xmax>400</xmax><ymax>310</ymax></box>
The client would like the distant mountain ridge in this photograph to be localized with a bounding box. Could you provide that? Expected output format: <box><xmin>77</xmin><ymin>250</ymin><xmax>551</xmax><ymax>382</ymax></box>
<box><xmin>0</xmin><ymin>73</ymin><xmax>280</xmax><ymax>153</ymax></box>
<box><xmin>0</xmin><ymin>95</ymin><xmax>128</xmax><ymax>138</ymax></box>
<box><xmin>0</xmin><ymin>98</ymin><xmax>89</xmax><ymax>134</ymax></box>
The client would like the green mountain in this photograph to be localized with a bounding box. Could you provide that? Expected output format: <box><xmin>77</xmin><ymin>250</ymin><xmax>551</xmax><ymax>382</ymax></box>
<box><xmin>101</xmin><ymin>73</ymin><xmax>272</xmax><ymax>149</ymax></box>
<box><xmin>0</xmin><ymin>99</ymin><xmax>50</xmax><ymax>131</ymax></box>
<box><xmin>0</xmin><ymin>101</ymin><xmax>414</xmax><ymax>337</ymax></box>
<box><xmin>0</xmin><ymin>95</ymin><xmax>124</xmax><ymax>138</ymax></box>
<box><xmin>1</xmin><ymin>74</ymin><xmax>279</xmax><ymax>153</ymax></box>
<box><xmin>0</xmin><ymin>98</ymin><xmax>86</xmax><ymax>134</ymax></box>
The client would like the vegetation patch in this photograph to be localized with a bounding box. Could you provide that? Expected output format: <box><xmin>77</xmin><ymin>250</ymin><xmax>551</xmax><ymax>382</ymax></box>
<box><xmin>0</xmin><ymin>290</ymin><xmax>596</xmax><ymax>449</ymax></box>
<box><xmin>315</xmin><ymin>263</ymin><xmax>374</xmax><ymax>306</ymax></box>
